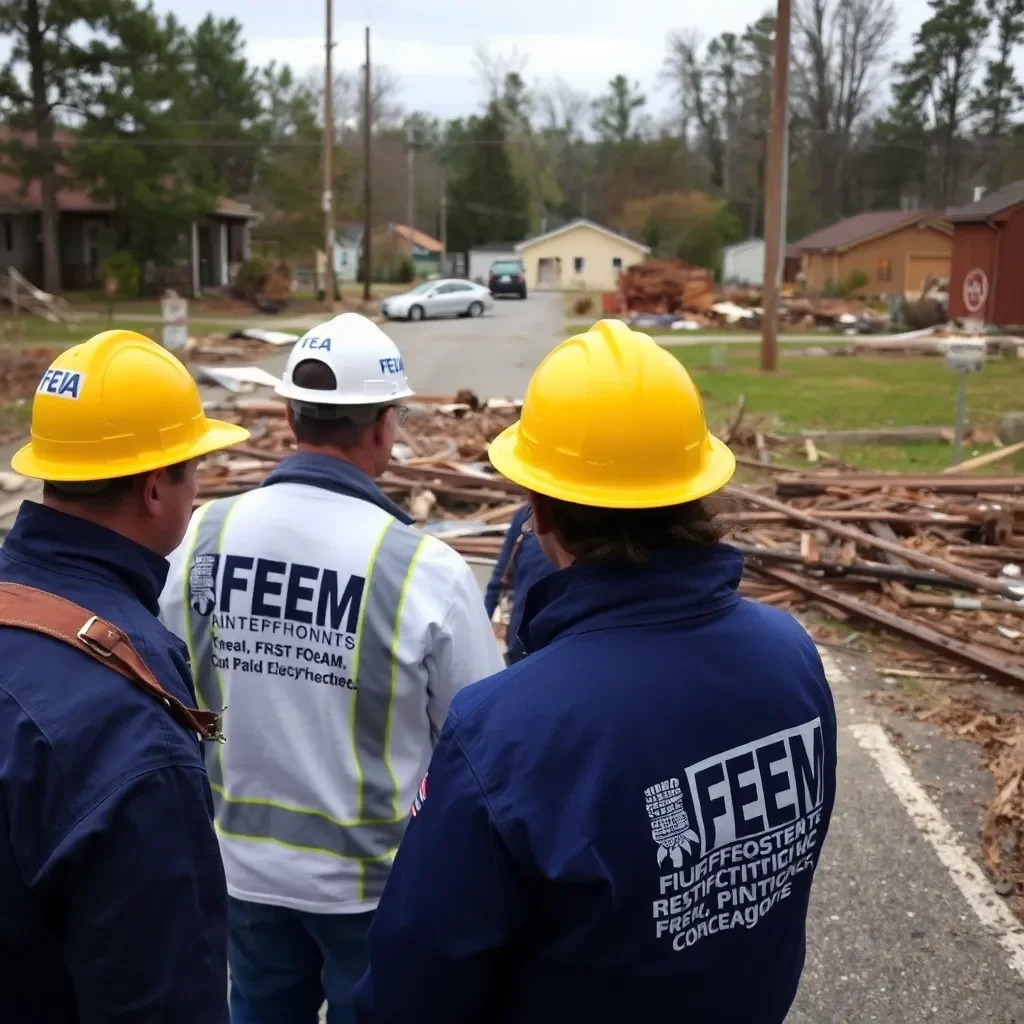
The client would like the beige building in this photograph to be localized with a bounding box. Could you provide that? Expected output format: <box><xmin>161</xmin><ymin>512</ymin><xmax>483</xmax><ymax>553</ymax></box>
<box><xmin>515</xmin><ymin>219</ymin><xmax>650</xmax><ymax>292</ymax></box>
<box><xmin>795</xmin><ymin>210</ymin><xmax>953</xmax><ymax>298</ymax></box>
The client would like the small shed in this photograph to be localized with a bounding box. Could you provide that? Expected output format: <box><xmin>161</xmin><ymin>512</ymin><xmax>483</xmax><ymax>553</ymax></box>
<box><xmin>721</xmin><ymin>239</ymin><xmax>802</xmax><ymax>287</ymax></box>
<box><xmin>947</xmin><ymin>181</ymin><xmax>1024</xmax><ymax>324</ymax></box>
<box><xmin>468</xmin><ymin>243</ymin><xmax>518</xmax><ymax>284</ymax></box>
<box><xmin>515</xmin><ymin>219</ymin><xmax>650</xmax><ymax>292</ymax></box>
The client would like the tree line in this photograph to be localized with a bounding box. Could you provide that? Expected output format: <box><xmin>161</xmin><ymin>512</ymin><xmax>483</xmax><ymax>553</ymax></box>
<box><xmin>2</xmin><ymin>0</ymin><xmax>1023</xmax><ymax>293</ymax></box>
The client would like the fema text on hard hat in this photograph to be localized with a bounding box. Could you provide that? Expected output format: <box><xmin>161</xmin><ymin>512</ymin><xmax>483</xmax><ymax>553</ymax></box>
<box><xmin>37</xmin><ymin>369</ymin><xmax>85</xmax><ymax>400</ymax></box>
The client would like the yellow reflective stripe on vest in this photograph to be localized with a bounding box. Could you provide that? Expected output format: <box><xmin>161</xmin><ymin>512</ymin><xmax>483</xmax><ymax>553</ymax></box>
<box><xmin>183</xmin><ymin>500</ymin><xmax>422</xmax><ymax>878</ymax></box>
<box><xmin>350</xmin><ymin>519</ymin><xmax>426</xmax><ymax>823</ymax></box>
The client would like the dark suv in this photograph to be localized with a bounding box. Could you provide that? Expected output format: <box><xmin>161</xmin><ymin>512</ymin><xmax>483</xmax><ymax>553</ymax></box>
<box><xmin>488</xmin><ymin>260</ymin><xmax>527</xmax><ymax>299</ymax></box>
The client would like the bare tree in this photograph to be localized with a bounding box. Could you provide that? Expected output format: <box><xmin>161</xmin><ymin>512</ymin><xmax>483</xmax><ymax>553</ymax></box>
<box><xmin>792</xmin><ymin>0</ymin><xmax>897</xmax><ymax>220</ymax></box>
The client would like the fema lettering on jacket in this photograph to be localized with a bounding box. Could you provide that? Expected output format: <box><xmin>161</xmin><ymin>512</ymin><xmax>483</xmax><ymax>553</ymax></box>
<box><xmin>189</xmin><ymin>553</ymin><xmax>364</xmax><ymax>686</ymax></box>
<box><xmin>644</xmin><ymin>718</ymin><xmax>826</xmax><ymax>953</ymax></box>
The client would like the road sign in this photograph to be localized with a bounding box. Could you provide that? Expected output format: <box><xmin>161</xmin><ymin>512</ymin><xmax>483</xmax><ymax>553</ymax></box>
<box><xmin>161</xmin><ymin>293</ymin><xmax>188</xmax><ymax>352</ymax></box>
<box><xmin>944</xmin><ymin>339</ymin><xmax>986</xmax><ymax>373</ymax></box>
<box><xmin>962</xmin><ymin>268</ymin><xmax>988</xmax><ymax>315</ymax></box>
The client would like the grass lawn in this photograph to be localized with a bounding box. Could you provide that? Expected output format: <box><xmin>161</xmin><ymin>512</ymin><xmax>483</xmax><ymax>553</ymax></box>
<box><xmin>0</xmin><ymin>317</ymin><xmax>275</xmax><ymax>347</ymax></box>
<box><xmin>665</xmin><ymin>343</ymin><xmax>1024</xmax><ymax>473</ymax></box>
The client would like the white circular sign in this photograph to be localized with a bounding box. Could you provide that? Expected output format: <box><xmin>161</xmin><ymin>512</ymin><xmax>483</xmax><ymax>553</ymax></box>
<box><xmin>962</xmin><ymin>267</ymin><xmax>989</xmax><ymax>314</ymax></box>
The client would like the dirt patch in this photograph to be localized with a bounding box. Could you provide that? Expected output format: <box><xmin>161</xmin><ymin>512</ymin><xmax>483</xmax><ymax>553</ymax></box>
<box><xmin>0</xmin><ymin>346</ymin><xmax>62</xmax><ymax>402</ymax></box>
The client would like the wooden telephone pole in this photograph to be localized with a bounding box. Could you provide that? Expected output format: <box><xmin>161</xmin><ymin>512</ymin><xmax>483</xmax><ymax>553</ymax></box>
<box><xmin>362</xmin><ymin>26</ymin><xmax>372</xmax><ymax>302</ymax></box>
<box><xmin>322</xmin><ymin>0</ymin><xmax>337</xmax><ymax>308</ymax></box>
<box><xmin>760</xmin><ymin>0</ymin><xmax>792</xmax><ymax>373</ymax></box>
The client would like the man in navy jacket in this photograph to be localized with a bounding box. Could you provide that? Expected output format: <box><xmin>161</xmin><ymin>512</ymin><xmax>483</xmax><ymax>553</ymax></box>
<box><xmin>0</xmin><ymin>331</ymin><xmax>248</xmax><ymax>1022</ymax></box>
<box><xmin>354</xmin><ymin>319</ymin><xmax>837</xmax><ymax>1024</ymax></box>
<box><xmin>483</xmin><ymin>504</ymin><xmax>553</xmax><ymax>663</ymax></box>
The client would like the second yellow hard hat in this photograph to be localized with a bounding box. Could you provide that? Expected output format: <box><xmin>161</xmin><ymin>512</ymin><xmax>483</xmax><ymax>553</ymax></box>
<box><xmin>488</xmin><ymin>318</ymin><xmax>735</xmax><ymax>508</ymax></box>
<box><xmin>12</xmin><ymin>330</ymin><xmax>250</xmax><ymax>482</ymax></box>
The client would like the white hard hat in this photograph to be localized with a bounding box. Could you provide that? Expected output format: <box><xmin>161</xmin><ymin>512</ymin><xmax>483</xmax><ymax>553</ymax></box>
<box><xmin>275</xmin><ymin>313</ymin><xmax>414</xmax><ymax>406</ymax></box>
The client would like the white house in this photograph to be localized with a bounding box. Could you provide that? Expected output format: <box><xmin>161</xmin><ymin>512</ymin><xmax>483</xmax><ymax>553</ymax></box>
<box><xmin>722</xmin><ymin>239</ymin><xmax>766</xmax><ymax>286</ymax></box>
<box><xmin>468</xmin><ymin>243</ymin><xmax>519</xmax><ymax>283</ymax></box>
<box><xmin>333</xmin><ymin>223</ymin><xmax>363</xmax><ymax>283</ymax></box>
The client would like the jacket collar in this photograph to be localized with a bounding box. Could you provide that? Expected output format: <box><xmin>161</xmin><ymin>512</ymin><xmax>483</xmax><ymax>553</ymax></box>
<box><xmin>260</xmin><ymin>452</ymin><xmax>413</xmax><ymax>525</ymax></box>
<box><xmin>519</xmin><ymin>544</ymin><xmax>745</xmax><ymax>654</ymax></box>
<box><xmin>3</xmin><ymin>502</ymin><xmax>169</xmax><ymax>615</ymax></box>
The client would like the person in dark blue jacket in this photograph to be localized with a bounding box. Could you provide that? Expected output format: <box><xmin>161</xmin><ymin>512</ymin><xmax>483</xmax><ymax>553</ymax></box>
<box><xmin>483</xmin><ymin>504</ymin><xmax>554</xmax><ymax>663</ymax></box>
<box><xmin>0</xmin><ymin>330</ymin><xmax>248</xmax><ymax>1023</ymax></box>
<box><xmin>354</xmin><ymin>319</ymin><xmax>838</xmax><ymax>1024</ymax></box>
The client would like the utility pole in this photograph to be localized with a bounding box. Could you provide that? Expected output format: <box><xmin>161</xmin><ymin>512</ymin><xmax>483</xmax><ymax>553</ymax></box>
<box><xmin>440</xmin><ymin>176</ymin><xmax>448</xmax><ymax>271</ymax></box>
<box><xmin>322</xmin><ymin>0</ymin><xmax>337</xmax><ymax>308</ymax></box>
<box><xmin>362</xmin><ymin>26</ymin><xmax>372</xmax><ymax>302</ymax></box>
<box><xmin>759</xmin><ymin>0</ymin><xmax>791</xmax><ymax>373</ymax></box>
<box><xmin>406</xmin><ymin>127</ymin><xmax>416</xmax><ymax>233</ymax></box>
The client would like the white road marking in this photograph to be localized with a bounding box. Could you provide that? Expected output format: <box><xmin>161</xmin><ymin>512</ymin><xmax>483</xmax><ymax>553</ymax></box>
<box><xmin>817</xmin><ymin>648</ymin><xmax>1024</xmax><ymax>981</ymax></box>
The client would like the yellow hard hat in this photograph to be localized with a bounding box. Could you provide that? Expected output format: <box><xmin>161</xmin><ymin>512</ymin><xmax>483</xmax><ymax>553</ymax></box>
<box><xmin>12</xmin><ymin>330</ymin><xmax>251</xmax><ymax>482</ymax></box>
<box><xmin>488</xmin><ymin>319</ymin><xmax>735</xmax><ymax>508</ymax></box>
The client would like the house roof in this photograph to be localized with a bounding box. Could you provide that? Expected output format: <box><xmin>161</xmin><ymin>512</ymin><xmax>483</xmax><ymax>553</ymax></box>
<box><xmin>337</xmin><ymin>222</ymin><xmax>364</xmax><ymax>244</ymax></box>
<box><xmin>469</xmin><ymin>242</ymin><xmax>519</xmax><ymax>253</ymax></box>
<box><xmin>0</xmin><ymin>126</ymin><xmax>257</xmax><ymax>219</ymax></box>
<box><xmin>515</xmin><ymin>218</ymin><xmax>651</xmax><ymax>255</ymax></box>
<box><xmin>380</xmin><ymin>222</ymin><xmax>443</xmax><ymax>253</ymax></box>
<box><xmin>946</xmin><ymin>180</ymin><xmax>1024</xmax><ymax>222</ymax></box>
<box><xmin>794</xmin><ymin>210</ymin><xmax>951</xmax><ymax>253</ymax></box>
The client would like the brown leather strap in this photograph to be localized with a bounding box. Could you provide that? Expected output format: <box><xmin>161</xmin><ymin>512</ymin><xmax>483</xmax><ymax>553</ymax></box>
<box><xmin>0</xmin><ymin>582</ymin><xmax>223</xmax><ymax>742</ymax></box>
<box><xmin>499</xmin><ymin>532</ymin><xmax>526</xmax><ymax>597</ymax></box>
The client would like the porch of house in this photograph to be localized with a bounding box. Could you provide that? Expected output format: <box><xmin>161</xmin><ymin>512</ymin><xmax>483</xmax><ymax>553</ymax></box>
<box><xmin>0</xmin><ymin>210</ymin><xmax>252</xmax><ymax>295</ymax></box>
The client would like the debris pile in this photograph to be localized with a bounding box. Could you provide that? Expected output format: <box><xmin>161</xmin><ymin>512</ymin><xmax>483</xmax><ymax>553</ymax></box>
<box><xmin>868</xmin><ymin>690</ymin><xmax>1024</xmax><ymax>916</ymax></box>
<box><xmin>0</xmin><ymin>346</ymin><xmax>62</xmax><ymax>402</ymax></box>
<box><xmin>196</xmin><ymin>393</ymin><xmax>527</xmax><ymax>536</ymax></box>
<box><xmin>725</xmin><ymin>473</ymin><xmax>1024</xmax><ymax>689</ymax></box>
<box><xmin>618</xmin><ymin>259</ymin><xmax>715</xmax><ymax>315</ymax></box>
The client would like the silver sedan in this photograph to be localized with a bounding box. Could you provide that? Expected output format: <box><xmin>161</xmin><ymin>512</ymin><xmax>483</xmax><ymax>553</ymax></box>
<box><xmin>380</xmin><ymin>279</ymin><xmax>495</xmax><ymax>322</ymax></box>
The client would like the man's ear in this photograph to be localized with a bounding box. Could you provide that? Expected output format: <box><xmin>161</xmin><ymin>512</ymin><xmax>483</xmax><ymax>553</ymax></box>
<box><xmin>285</xmin><ymin>404</ymin><xmax>296</xmax><ymax>434</ymax></box>
<box><xmin>139</xmin><ymin>467</ymin><xmax>167</xmax><ymax>518</ymax></box>
<box><xmin>370</xmin><ymin>408</ymin><xmax>392</xmax><ymax>447</ymax></box>
<box><xmin>529</xmin><ymin>493</ymin><xmax>555</xmax><ymax>537</ymax></box>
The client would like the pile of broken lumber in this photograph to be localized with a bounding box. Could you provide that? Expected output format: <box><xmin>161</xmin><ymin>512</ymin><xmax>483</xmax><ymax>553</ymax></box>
<box><xmin>196</xmin><ymin>391</ymin><xmax>1023</xmax><ymax>690</ymax></box>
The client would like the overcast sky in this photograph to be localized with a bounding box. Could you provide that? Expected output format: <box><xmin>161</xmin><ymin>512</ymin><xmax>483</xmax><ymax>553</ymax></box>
<box><xmin>155</xmin><ymin>0</ymin><xmax>941</xmax><ymax>121</ymax></box>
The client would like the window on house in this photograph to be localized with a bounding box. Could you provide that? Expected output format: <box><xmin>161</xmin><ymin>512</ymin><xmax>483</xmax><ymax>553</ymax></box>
<box><xmin>612</xmin><ymin>256</ymin><xmax>623</xmax><ymax>270</ymax></box>
<box><xmin>573</xmin><ymin>256</ymin><xmax>585</xmax><ymax>273</ymax></box>
<box><xmin>340</xmin><ymin>249</ymin><xmax>348</xmax><ymax>265</ymax></box>
<box><xmin>877</xmin><ymin>259</ymin><xmax>892</xmax><ymax>282</ymax></box>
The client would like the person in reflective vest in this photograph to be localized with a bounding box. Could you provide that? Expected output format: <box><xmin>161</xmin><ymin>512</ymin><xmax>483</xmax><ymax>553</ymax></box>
<box><xmin>483</xmin><ymin>504</ymin><xmax>554</xmax><ymax>663</ymax></box>
<box><xmin>0</xmin><ymin>330</ymin><xmax>249</xmax><ymax>1023</ymax></box>
<box><xmin>159</xmin><ymin>313</ymin><xmax>505</xmax><ymax>1024</ymax></box>
<box><xmin>354</xmin><ymin>319</ymin><xmax>838</xmax><ymax>1023</ymax></box>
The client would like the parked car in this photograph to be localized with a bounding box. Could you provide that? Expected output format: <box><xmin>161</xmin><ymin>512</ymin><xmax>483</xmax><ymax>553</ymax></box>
<box><xmin>488</xmin><ymin>260</ymin><xmax>527</xmax><ymax>299</ymax></box>
<box><xmin>379</xmin><ymin>279</ymin><xmax>494</xmax><ymax>322</ymax></box>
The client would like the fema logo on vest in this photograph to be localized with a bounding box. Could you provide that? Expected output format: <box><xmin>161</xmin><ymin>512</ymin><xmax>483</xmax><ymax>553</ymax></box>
<box><xmin>189</xmin><ymin>554</ymin><xmax>219</xmax><ymax>616</ymax></box>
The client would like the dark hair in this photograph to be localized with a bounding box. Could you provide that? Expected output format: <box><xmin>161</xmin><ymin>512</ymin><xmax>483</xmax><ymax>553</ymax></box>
<box><xmin>43</xmin><ymin>461</ymin><xmax>188</xmax><ymax>507</ymax></box>
<box><xmin>289</xmin><ymin>359</ymin><xmax>387</xmax><ymax>449</ymax></box>
<box><xmin>546</xmin><ymin>495</ymin><xmax>723</xmax><ymax>567</ymax></box>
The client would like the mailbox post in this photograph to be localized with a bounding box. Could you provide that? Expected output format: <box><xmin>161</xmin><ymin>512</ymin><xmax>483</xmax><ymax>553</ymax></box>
<box><xmin>161</xmin><ymin>289</ymin><xmax>188</xmax><ymax>352</ymax></box>
<box><xmin>944</xmin><ymin>339</ymin><xmax>986</xmax><ymax>466</ymax></box>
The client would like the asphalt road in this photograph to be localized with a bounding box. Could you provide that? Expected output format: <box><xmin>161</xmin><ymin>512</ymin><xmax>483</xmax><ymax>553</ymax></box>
<box><xmin>9</xmin><ymin>293</ymin><xmax>1024</xmax><ymax>1020</ymax></box>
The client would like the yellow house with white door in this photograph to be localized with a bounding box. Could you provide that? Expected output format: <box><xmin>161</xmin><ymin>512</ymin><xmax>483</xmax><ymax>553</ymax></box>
<box><xmin>515</xmin><ymin>219</ymin><xmax>650</xmax><ymax>292</ymax></box>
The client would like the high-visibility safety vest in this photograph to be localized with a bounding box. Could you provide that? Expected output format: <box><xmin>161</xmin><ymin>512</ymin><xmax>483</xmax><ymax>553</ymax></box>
<box><xmin>159</xmin><ymin>454</ymin><xmax>505</xmax><ymax>914</ymax></box>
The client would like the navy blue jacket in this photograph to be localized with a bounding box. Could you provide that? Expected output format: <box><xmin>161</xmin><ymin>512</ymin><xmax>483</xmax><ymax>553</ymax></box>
<box><xmin>483</xmin><ymin>506</ymin><xmax>553</xmax><ymax>663</ymax></box>
<box><xmin>0</xmin><ymin>502</ymin><xmax>228</xmax><ymax>1024</ymax></box>
<box><xmin>354</xmin><ymin>544</ymin><xmax>837</xmax><ymax>1024</ymax></box>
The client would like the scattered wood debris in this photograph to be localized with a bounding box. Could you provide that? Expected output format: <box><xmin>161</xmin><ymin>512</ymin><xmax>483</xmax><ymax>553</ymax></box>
<box><xmin>870</xmin><ymin>688</ymin><xmax>1024</xmax><ymax>919</ymax></box>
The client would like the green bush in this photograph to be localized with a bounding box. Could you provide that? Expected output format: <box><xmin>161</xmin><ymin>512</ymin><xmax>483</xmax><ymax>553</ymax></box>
<box><xmin>573</xmin><ymin>295</ymin><xmax>594</xmax><ymax>316</ymax></box>
<box><xmin>99</xmin><ymin>251</ymin><xmax>140</xmax><ymax>298</ymax></box>
<box><xmin>840</xmin><ymin>269</ymin><xmax>869</xmax><ymax>297</ymax></box>
<box><xmin>231</xmin><ymin>257</ymin><xmax>269</xmax><ymax>302</ymax></box>
<box><xmin>397</xmin><ymin>258</ymin><xmax>415</xmax><ymax>284</ymax></box>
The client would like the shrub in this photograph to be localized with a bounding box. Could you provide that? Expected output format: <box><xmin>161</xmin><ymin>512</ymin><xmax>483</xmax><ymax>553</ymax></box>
<box><xmin>231</xmin><ymin>257</ymin><xmax>269</xmax><ymax>302</ymax></box>
<box><xmin>840</xmin><ymin>269</ymin><xmax>869</xmax><ymax>297</ymax></box>
<box><xmin>397</xmin><ymin>258</ymin><xmax>415</xmax><ymax>283</ymax></box>
<box><xmin>99</xmin><ymin>251</ymin><xmax>140</xmax><ymax>298</ymax></box>
<box><xmin>573</xmin><ymin>295</ymin><xmax>594</xmax><ymax>316</ymax></box>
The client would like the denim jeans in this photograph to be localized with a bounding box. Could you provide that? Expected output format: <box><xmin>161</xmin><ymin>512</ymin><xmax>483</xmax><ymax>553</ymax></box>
<box><xmin>227</xmin><ymin>897</ymin><xmax>374</xmax><ymax>1024</ymax></box>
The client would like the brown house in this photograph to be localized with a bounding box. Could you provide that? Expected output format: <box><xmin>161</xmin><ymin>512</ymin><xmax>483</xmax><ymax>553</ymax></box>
<box><xmin>947</xmin><ymin>181</ymin><xmax>1024</xmax><ymax>325</ymax></box>
<box><xmin>794</xmin><ymin>210</ymin><xmax>953</xmax><ymax>298</ymax></box>
<box><xmin>0</xmin><ymin>128</ymin><xmax>259</xmax><ymax>294</ymax></box>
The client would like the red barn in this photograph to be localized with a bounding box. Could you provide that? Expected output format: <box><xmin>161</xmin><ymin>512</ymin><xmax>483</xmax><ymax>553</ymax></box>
<box><xmin>948</xmin><ymin>181</ymin><xmax>1024</xmax><ymax>325</ymax></box>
